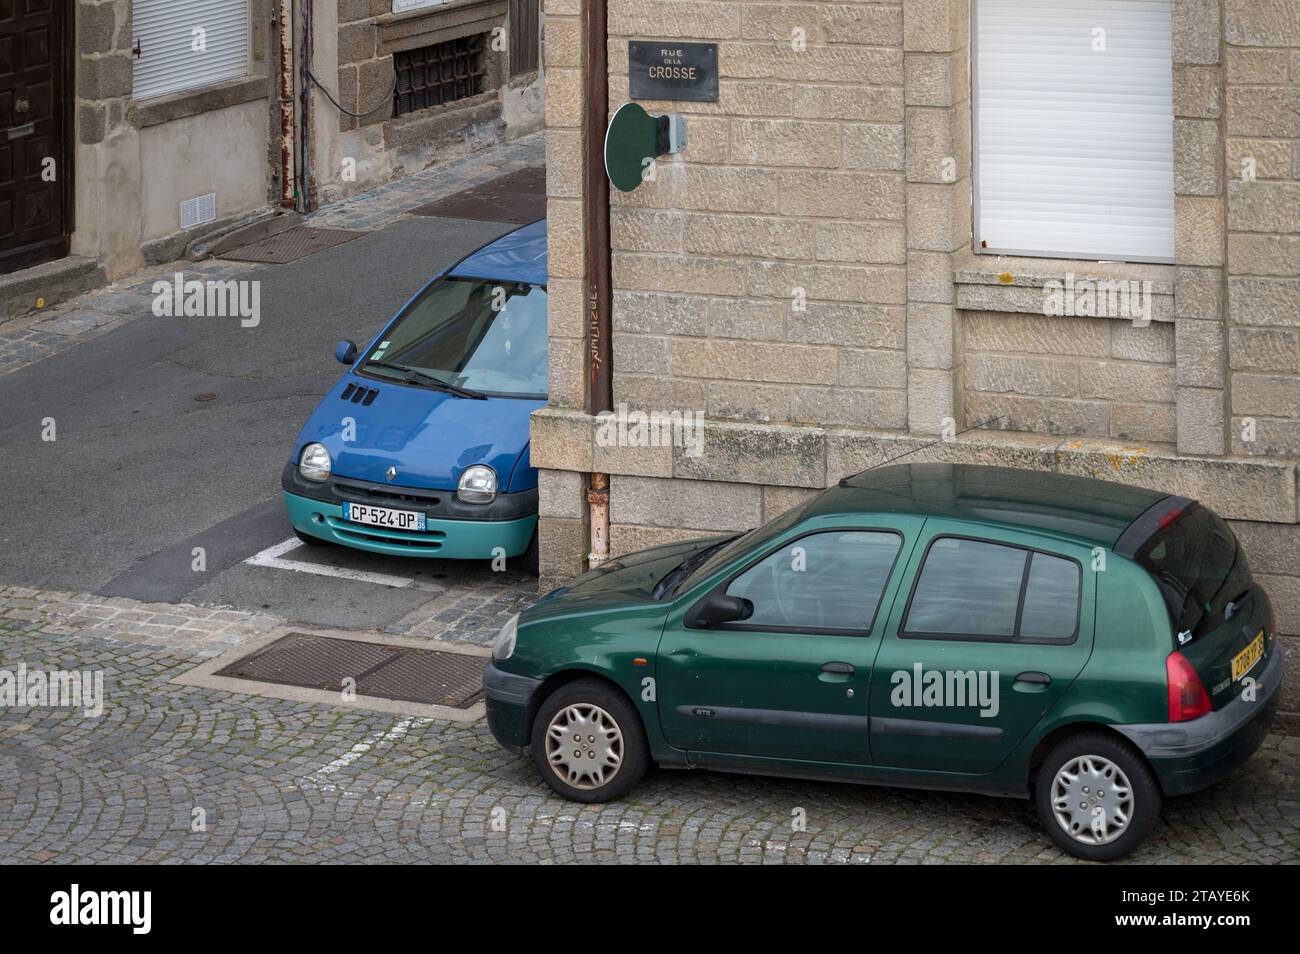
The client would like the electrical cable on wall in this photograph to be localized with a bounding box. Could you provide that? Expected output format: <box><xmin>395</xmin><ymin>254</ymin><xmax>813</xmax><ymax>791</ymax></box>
<box><xmin>306</xmin><ymin>68</ymin><xmax>397</xmax><ymax>118</ymax></box>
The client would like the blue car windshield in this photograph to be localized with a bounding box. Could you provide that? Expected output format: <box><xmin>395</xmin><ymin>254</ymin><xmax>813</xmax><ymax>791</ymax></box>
<box><xmin>361</xmin><ymin>277</ymin><xmax>548</xmax><ymax>397</ymax></box>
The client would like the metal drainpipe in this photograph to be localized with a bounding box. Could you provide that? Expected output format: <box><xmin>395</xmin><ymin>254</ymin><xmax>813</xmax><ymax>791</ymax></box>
<box><xmin>583</xmin><ymin>0</ymin><xmax>612</xmax><ymax>569</ymax></box>
<box><xmin>298</xmin><ymin>0</ymin><xmax>313</xmax><ymax>213</ymax></box>
<box><xmin>277</xmin><ymin>0</ymin><xmax>296</xmax><ymax>209</ymax></box>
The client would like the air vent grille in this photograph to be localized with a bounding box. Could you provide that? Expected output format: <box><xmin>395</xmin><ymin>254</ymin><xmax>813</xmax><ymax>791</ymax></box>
<box><xmin>340</xmin><ymin>384</ymin><xmax>378</xmax><ymax>406</ymax></box>
<box><xmin>180</xmin><ymin>193</ymin><xmax>217</xmax><ymax>229</ymax></box>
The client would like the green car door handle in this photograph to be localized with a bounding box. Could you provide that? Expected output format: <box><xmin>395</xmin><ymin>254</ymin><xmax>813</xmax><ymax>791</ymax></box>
<box><xmin>819</xmin><ymin>661</ymin><xmax>855</xmax><ymax>683</ymax></box>
<box><xmin>1014</xmin><ymin>671</ymin><xmax>1052</xmax><ymax>691</ymax></box>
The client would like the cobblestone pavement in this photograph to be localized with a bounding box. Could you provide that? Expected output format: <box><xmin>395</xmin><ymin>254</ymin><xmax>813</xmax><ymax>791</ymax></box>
<box><xmin>2</xmin><ymin>588</ymin><xmax>1296</xmax><ymax>864</ymax></box>
<box><xmin>0</xmin><ymin>131</ymin><xmax>543</xmax><ymax>379</ymax></box>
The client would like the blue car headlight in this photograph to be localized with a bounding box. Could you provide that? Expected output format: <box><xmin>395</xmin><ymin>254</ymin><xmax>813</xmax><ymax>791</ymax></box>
<box><xmin>458</xmin><ymin>465</ymin><xmax>498</xmax><ymax>503</ymax></box>
<box><xmin>298</xmin><ymin>443</ymin><xmax>332</xmax><ymax>482</ymax></box>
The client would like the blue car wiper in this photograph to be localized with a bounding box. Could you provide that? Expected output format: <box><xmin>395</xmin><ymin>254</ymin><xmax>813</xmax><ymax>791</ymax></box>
<box><xmin>367</xmin><ymin>361</ymin><xmax>487</xmax><ymax>400</ymax></box>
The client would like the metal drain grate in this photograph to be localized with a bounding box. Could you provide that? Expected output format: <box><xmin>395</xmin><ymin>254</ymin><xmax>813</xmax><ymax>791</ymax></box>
<box><xmin>215</xmin><ymin>633</ymin><xmax>486</xmax><ymax>708</ymax></box>
<box><xmin>219</xmin><ymin>227</ymin><xmax>366</xmax><ymax>264</ymax></box>
<box><xmin>357</xmin><ymin>649</ymin><xmax>485</xmax><ymax>709</ymax></box>
<box><xmin>410</xmin><ymin>166</ymin><xmax>546</xmax><ymax>224</ymax></box>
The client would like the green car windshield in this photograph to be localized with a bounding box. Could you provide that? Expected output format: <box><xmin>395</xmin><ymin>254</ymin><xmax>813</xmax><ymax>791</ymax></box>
<box><xmin>362</xmin><ymin>276</ymin><xmax>548</xmax><ymax>397</ymax></box>
<box><xmin>670</xmin><ymin>505</ymin><xmax>808</xmax><ymax>596</ymax></box>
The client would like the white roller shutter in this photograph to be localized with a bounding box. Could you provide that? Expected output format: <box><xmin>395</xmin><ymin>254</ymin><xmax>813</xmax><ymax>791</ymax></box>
<box><xmin>133</xmin><ymin>0</ymin><xmax>251</xmax><ymax>101</ymax></box>
<box><xmin>973</xmin><ymin>0</ymin><xmax>1175</xmax><ymax>263</ymax></box>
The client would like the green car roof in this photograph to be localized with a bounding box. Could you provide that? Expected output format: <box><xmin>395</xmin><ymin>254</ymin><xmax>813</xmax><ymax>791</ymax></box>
<box><xmin>809</xmin><ymin>463</ymin><xmax>1170</xmax><ymax>550</ymax></box>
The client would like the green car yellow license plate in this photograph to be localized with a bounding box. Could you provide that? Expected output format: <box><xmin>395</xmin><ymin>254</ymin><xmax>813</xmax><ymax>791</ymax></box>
<box><xmin>1232</xmin><ymin>630</ymin><xmax>1265</xmax><ymax>682</ymax></box>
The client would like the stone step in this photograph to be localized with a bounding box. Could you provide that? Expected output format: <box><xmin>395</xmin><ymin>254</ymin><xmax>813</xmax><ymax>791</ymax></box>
<box><xmin>0</xmin><ymin>256</ymin><xmax>107</xmax><ymax>330</ymax></box>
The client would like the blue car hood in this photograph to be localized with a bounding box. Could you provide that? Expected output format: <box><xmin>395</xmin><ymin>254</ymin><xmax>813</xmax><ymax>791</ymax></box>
<box><xmin>294</xmin><ymin>375</ymin><xmax>545</xmax><ymax>492</ymax></box>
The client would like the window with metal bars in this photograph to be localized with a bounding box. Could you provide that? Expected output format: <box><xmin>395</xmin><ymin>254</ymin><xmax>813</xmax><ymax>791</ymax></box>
<box><xmin>393</xmin><ymin>35</ymin><xmax>487</xmax><ymax>117</ymax></box>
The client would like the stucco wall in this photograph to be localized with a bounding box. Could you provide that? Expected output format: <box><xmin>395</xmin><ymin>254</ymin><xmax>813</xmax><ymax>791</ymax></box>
<box><xmin>138</xmin><ymin>100</ymin><xmax>270</xmax><ymax>243</ymax></box>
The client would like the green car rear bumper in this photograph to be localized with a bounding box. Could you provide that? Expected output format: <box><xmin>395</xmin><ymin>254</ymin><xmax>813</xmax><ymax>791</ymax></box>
<box><xmin>283</xmin><ymin>490</ymin><xmax>536</xmax><ymax>560</ymax></box>
<box><xmin>1115</xmin><ymin>645</ymin><xmax>1284</xmax><ymax>797</ymax></box>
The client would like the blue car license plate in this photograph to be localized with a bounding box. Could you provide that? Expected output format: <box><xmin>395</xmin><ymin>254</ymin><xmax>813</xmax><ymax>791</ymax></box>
<box><xmin>342</xmin><ymin>501</ymin><xmax>427</xmax><ymax>532</ymax></box>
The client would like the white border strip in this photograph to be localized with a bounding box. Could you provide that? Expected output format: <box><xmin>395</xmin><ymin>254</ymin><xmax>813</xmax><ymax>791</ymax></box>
<box><xmin>245</xmin><ymin>537</ymin><xmax>416</xmax><ymax>587</ymax></box>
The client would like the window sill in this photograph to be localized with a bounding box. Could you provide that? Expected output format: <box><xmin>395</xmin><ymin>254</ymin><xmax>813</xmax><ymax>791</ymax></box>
<box><xmin>377</xmin><ymin>0</ymin><xmax>507</xmax><ymax>56</ymax></box>
<box><xmin>952</xmin><ymin>249</ymin><xmax>1175</xmax><ymax>322</ymax></box>
<box><xmin>131</xmin><ymin>75</ymin><xmax>270</xmax><ymax>129</ymax></box>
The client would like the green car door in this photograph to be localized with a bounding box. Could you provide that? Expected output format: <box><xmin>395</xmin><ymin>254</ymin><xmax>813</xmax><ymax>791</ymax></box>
<box><xmin>656</xmin><ymin>516</ymin><xmax>924</xmax><ymax>765</ymax></box>
<box><xmin>867</xmin><ymin>520</ymin><xmax>1097</xmax><ymax>775</ymax></box>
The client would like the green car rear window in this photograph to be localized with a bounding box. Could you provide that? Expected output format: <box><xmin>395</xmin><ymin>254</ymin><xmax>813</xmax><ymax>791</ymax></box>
<box><xmin>1135</xmin><ymin>505</ymin><xmax>1250</xmax><ymax>638</ymax></box>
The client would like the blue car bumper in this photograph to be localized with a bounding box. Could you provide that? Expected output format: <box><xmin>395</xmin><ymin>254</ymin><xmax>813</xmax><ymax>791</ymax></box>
<box><xmin>282</xmin><ymin>464</ymin><xmax>536</xmax><ymax>560</ymax></box>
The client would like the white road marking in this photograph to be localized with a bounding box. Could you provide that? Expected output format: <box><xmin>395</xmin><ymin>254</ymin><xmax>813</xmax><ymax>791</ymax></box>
<box><xmin>303</xmin><ymin>716</ymin><xmax>431</xmax><ymax>794</ymax></box>
<box><xmin>245</xmin><ymin>536</ymin><xmax>416</xmax><ymax>587</ymax></box>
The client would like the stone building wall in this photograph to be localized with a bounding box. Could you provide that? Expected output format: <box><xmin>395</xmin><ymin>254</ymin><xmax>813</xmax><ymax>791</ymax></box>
<box><xmin>312</xmin><ymin>0</ymin><xmax>544</xmax><ymax>205</ymax></box>
<box><xmin>534</xmin><ymin>0</ymin><xmax>1300</xmax><ymax>723</ymax></box>
<box><xmin>960</xmin><ymin>311</ymin><xmax>1178</xmax><ymax>444</ymax></box>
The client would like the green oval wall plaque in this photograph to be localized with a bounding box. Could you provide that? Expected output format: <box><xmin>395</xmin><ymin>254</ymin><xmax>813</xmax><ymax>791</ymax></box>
<box><xmin>604</xmin><ymin>102</ymin><xmax>661</xmax><ymax>193</ymax></box>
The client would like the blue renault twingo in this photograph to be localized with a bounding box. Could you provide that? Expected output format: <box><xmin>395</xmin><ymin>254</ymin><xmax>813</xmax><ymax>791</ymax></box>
<box><xmin>281</xmin><ymin>218</ymin><xmax>547</xmax><ymax>572</ymax></box>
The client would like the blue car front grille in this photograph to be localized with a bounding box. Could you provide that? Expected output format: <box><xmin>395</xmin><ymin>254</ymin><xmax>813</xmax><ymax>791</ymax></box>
<box><xmin>326</xmin><ymin>515</ymin><xmax>446</xmax><ymax>550</ymax></box>
<box><xmin>331</xmin><ymin>476</ymin><xmax>444</xmax><ymax>510</ymax></box>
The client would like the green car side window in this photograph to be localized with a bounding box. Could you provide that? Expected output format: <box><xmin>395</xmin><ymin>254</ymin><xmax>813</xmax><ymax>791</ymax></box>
<box><xmin>723</xmin><ymin>530</ymin><xmax>902</xmax><ymax>634</ymax></box>
<box><xmin>1018</xmin><ymin>552</ymin><xmax>1081</xmax><ymax>639</ymax></box>
<box><xmin>905</xmin><ymin>538</ymin><xmax>1025</xmax><ymax>637</ymax></box>
<box><xmin>902</xmin><ymin>536</ymin><xmax>1081</xmax><ymax>643</ymax></box>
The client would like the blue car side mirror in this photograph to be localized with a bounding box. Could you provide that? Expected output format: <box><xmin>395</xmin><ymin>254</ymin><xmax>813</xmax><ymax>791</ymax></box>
<box><xmin>335</xmin><ymin>340</ymin><xmax>358</xmax><ymax>365</ymax></box>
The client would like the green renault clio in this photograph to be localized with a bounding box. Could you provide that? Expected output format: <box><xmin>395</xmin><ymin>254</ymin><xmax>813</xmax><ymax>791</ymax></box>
<box><xmin>484</xmin><ymin>463</ymin><xmax>1283</xmax><ymax>860</ymax></box>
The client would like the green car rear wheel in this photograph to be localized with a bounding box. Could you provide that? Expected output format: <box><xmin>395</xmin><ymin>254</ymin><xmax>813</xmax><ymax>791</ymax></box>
<box><xmin>1036</xmin><ymin>731</ymin><xmax>1161</xmax><ymax>861</ymax></box>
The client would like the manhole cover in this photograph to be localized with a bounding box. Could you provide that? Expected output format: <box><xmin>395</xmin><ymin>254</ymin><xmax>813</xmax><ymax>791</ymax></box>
<box><xmin>357</xmin><ymin>649</ymin><xmax>485</xmax><ymax>709</ymax></box>
<box><xmin>411</xmin><ymin>166</ymin><xmax>547</xmax><ymax>224</ymax></box>
<box><xmin>214</xmin><ymin>633</ymin><xmax>486</xmax><ymax>708</ymax></box>
<box><xmin>219</xmin><ymin>226</ymin><xmax>366</xmax><ymax>264</ymax></box>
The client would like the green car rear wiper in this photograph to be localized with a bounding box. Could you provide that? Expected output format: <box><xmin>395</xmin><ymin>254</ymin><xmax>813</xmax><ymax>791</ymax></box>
<box><xmin>366</xmin><ymin>361</ymin><xmax>487</xmax><ymax>400</ymax></box>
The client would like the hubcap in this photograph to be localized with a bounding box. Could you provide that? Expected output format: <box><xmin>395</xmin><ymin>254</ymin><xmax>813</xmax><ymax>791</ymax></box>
<box><xmin>1051</xmin><ymin>754</ymin><xmax>1133</xmax><ymax>846</ymax></box>
<box><xmin>545</xmin><ymin>703</ymin><xmax>623</xmax><ymax>790</ymax></box>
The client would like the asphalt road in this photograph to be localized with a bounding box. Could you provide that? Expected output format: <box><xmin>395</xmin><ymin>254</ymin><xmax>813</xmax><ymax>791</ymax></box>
<box><xmin>0</xmin><ymin>215</ymin><xmax>514</xmax><ymax>623</ymax></box>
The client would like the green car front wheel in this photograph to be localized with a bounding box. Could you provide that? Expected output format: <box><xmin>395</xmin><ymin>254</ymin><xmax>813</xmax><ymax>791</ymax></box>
<box><xmin>531</xmin><ymin>679</ymin><xmax>649</xmax><ymax>803</ymax></box>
